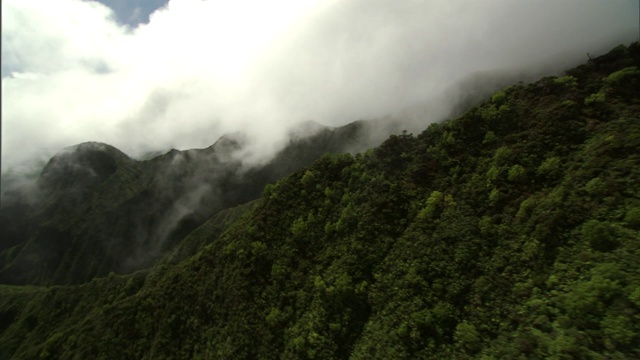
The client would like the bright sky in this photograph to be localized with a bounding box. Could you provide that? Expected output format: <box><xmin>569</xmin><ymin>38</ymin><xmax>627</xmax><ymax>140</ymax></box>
<box><xmin>1</xmin><ymin>0</ymin><xmax>638</xmax><ymax>176</ymax></box>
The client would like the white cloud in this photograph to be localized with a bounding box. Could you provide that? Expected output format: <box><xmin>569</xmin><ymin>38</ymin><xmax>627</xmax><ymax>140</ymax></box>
<box><xmin>2</xmin><ymin>0</ymin><xmax>637</xmax><ymax>175</ymax></box>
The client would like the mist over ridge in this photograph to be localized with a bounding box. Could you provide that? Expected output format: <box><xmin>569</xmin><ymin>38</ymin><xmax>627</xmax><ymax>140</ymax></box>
<box><xmin>0</xmin><ymin>117</ymin><xmax>395</xmax><ymax>283</ymax></box>
<box><xmin>2</xmin><ymin>0</ymin><xmax>637</xmax><ymax>180</ymax></box>
<box><xmin>1</xmin><ymin>41</ymin><xmax>639</xmax><ymax>358</ymax></box>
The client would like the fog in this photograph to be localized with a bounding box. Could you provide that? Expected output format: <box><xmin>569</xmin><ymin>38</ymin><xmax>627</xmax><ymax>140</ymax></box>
<box><xmin>2</xmin><ymin>0</ymin><xmax>637</xmax><ymax>178</ymax></box>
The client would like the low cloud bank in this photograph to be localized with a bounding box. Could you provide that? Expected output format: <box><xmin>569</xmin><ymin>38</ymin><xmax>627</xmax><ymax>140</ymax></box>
<box><xmin>2</xmin><ymin>0</ymin><xmax>637</xmax><ymax>178</ymax></box>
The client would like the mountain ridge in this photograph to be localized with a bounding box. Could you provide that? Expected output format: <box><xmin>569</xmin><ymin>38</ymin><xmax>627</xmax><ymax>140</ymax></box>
<box><xmin>0</xmin><ymin>119</ymin><xmax>398</xmax><ymax>285</ymax></box>
<box><xmin>0</xmin><ymin>42</ymin><xmax>638</xmax><ymax>359</ymax></box>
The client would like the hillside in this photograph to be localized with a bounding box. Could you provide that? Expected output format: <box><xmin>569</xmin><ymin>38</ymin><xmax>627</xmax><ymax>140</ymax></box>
<box><xmin>0</xmin><ymin>120</ymin><xmax>395</xmax><ymax>285</ymax></box>
<box><xmin>0</xmin><ymin>43</ymin><xmax>639</xmax><ymax>359</ymax></box>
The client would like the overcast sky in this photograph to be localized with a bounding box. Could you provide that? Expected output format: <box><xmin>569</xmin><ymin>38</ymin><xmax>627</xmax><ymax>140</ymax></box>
<box><xmin>2</xmin><ymin>0</ymin><xmax>638</xmax><ymax>175</ymax></box>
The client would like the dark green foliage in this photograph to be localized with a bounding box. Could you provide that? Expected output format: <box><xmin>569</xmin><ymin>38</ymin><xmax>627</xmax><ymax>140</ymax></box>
<box><xmin>0</xmin><ymin>121</ymin><xmax>386</xmax><ymax>286</ymax></box>
<box><xmin>1</xmin><ymin>43</ymin><xmax>639</xmax><ymax>359</ymax></box>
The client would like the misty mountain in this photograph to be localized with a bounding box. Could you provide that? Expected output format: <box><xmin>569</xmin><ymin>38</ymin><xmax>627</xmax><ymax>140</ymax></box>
<box><xmin>0</xmin><ymin>43</ymin><xmax>639</xmax><ymax>359</ymax></box>
<box><xmin>0</xmin><ymin>119</ymin><xmax>400</xmax><ymax>285</ymax></box>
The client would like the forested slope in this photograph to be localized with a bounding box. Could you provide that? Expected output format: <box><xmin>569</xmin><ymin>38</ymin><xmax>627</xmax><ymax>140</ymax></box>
<box><xmin>0</xmin><ymin>119</ymin><xmax>387</xmax><ymax>285</ymax></box>
<box><xmin>0</xmin><ymin>43</ymin><xmax>639</xmax><ymax>359</ymax></box>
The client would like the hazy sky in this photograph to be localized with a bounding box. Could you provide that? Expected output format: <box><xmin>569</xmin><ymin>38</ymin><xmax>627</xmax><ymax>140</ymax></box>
<box><xmin>2</xmin><ymin>0</ymin><xmax>637</xmax><ymax>175</ymax></box>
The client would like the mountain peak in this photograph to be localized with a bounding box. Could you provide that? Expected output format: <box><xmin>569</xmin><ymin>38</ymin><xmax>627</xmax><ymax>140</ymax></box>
<box><xmin>39</xmin><ymin>141</ymin><xmax>131</xmax><ymax>192</ymax></box>
<box><xmin>288</xmin><ymin>120</ymin><xmax>329</xmax><ymax>140</ymax></box>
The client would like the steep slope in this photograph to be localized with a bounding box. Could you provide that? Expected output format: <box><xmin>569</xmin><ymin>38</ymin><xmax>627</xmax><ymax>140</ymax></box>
<box><xmin>0</xmin><ymin>120</ymin><xmax>391</xmax><ymax>285</ymax></box>
<box><xmin>0</xmin><ymin>43</ymin><xmax>638</xmax><ymax>359</ymax></box>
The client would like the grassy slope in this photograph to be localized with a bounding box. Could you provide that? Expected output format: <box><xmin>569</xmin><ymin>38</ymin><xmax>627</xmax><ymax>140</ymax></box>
<box><xmin>0</xmin><ymin>43</ymin><xmax>639</xmax><ymax>359</ymax></box>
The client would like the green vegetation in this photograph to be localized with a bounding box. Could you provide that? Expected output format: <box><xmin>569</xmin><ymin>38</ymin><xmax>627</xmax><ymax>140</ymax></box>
<box><xmin>0</xmin><ymin>120</ymin><xmax>389</xmax><ymax>286</ymax></box>
<box><xmin>0</xmin><ymin>43</ymin><xmax>639</xmax><ymax>359</ymax></box>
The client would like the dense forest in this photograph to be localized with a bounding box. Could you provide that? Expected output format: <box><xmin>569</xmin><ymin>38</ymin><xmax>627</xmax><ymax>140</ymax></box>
<box><xmin>0</xmin><ymin>43</ymin><xmax>639</xmax><ymax>359</ymax></box>
<box><xmin>0</xmin><ymin>119</ymin><xmax>395</xmax><ymax>285</ymax></box>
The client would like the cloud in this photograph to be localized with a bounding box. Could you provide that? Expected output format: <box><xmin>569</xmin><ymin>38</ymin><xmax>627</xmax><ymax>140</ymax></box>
<box><xmin>2</xmin><ymin>0</ymin><xmax>637</xmax><ymax>176</ymax></box>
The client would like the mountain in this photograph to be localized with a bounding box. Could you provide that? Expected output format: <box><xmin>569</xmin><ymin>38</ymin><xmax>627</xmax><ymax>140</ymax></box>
<box><xmin>0</xmin><ymin>120</ymin><xmax>399</xmax><ymax>285</ymax></box>
<box><xmin>0</xmin><ymin>43</ymin><xmax>639</xmax><ymax>359</ymax></box>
